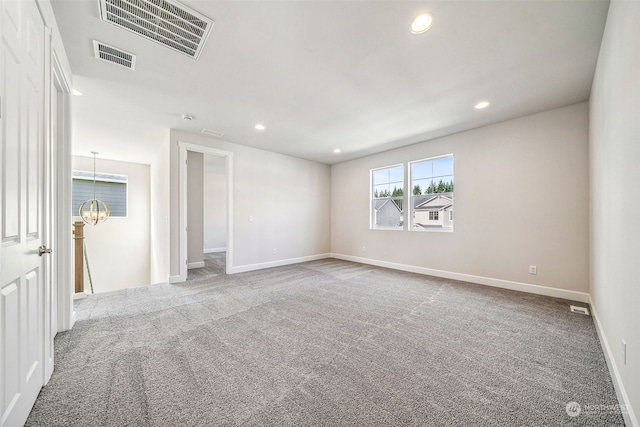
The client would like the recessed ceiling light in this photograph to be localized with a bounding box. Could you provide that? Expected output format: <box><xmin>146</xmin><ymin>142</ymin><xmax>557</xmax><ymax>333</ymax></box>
<box><xmin>182</xmin><ymin>114</ymin><xmax>195</xmax><ymax>120</ymax></box>
<box><xmin>255</xmin><ymin>124</ymin><xmax>265</xmax><ymax>130</ymax></box>
<box><xmin>333</xmin><ymin>149</ymin><xmax>342</xmax><ymax>153</ymax></box>
<box><xmin>72</xmin><ymin>89</ymin><xmax>83</xmax><ymax>96</ymax></box>
<box><xmin>411</xmin><ymin>13</ymin><xmax>433</xmax><ymax>34</ymax></box>
<box><xmin>474</xmin><ymin>101</ymin><xmax>490</xmax><ymax>109</ymax></box>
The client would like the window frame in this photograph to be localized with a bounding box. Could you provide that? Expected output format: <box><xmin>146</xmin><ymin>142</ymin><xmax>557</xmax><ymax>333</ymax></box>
<box><xmin>370</xmin><ymin>163</ymin><xmax>405</xmax><ymax>231</ymax></box>
<box><xmin>409</xmin><ymin>154</ymin><xmax>454</xmax><ymax>233</ymax></box>
<box><xmin>72</xmin><ymin>170</ymin><xmax>129</xmax><ymax>219</ymax></box>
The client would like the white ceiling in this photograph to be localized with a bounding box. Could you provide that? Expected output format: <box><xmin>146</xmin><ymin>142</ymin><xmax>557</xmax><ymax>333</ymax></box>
<box><xmin>52</xmin><ymin>0</ymin><xmax>610</xmax><ymax>165</ymax></box>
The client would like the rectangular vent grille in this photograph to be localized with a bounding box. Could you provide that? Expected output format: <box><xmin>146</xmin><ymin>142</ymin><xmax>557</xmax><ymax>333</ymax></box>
<box><xmin>99</xmin><ymin>0</ymin><xmax>214</xmax><ymax>60</ymax></box>
<box><xmin>93</xmin><ymin>40</ymin><xmax>136</xmax><ymax>69</ymax></box>
<box><xmin>201</xmin><ymin>128</ymin><xmax>224</xmax><ymax>138</ymax></box>
<box><xmin>570</xmin><ymin>305</ymin><xmax>590</xmax><ymax>316</ymax></box>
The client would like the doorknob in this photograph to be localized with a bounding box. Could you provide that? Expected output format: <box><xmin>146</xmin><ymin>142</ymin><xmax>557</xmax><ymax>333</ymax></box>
<box><xmin>38</xmin><ymin>245</ymin><xmax>52</xmax><ymax>256</ymax></box>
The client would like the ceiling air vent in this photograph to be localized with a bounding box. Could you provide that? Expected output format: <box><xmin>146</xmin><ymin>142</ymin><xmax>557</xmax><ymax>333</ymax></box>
<box><xmin>201</xmin><ymin>128</ymin><xmax>224</xmax><ymax>138</ymax></box>
<box><xmin>99</xmin><ymin>0</ymin><xmax>214</xmax><ymax>60</ymax></box>
<box><xmin>93</xmin><ymin>40</ymin><xmax>136</xmax><ymax>69</ymax></box>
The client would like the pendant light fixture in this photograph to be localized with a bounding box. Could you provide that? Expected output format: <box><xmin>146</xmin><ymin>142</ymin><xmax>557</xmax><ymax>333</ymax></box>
<box><xmin>79</xmin><ymin>152</ymin><xmax>110</xmax><ymax>225</ymax></box>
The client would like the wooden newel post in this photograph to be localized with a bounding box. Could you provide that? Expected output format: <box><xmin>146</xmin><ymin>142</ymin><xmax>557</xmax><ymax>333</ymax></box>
<box><xmin>73</xmin><ymin>221</ymin><xmax>85</xmax><ymax>293</ymax></box>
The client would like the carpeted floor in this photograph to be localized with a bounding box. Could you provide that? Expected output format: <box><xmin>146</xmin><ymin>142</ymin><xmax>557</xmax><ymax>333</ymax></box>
<box><xmin>26</xmin><ymin>259</ymin><xmax>625</xmax><ymax>426</ymax></box>
<box><xmin>187</xmin><ymin>252</ymin><xmax>226</xmax><ymax>281</ymax></box>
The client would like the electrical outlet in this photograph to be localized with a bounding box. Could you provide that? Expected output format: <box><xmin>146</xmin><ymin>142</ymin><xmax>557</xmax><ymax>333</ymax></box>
<box><xmin>622</xmin><ymin>340</ymin><xmax>627</xmax><ymax>365</ymax></box>
<box><xmin>362</xmin><ymin>246</ymin><xmax>366</xmax><ymax>252</ymax></box>
<box><xmin>529</xmin><ymin>265</ymin><xmax>537</xmax><ymax>275</ymax></box>
<box><xmin>272</xmin><ymin>248</ymin><xmax>277</xmax><ymax>255</ymax></box>
<box><xmin>248</xmin><ymin>215</ymin><xmax>254</xmax><ymax>222</ymax></box>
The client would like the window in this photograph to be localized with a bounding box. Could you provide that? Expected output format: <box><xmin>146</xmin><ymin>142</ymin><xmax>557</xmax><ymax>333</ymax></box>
<box><xmin>371</xmin><ymin>164</ymin><xmax>404</xmax><ymax>229</ymax></box>
<box><xmin>410</xmin><ymin>154</ymin><xmax>454</xmax><ymax>231</ymax></box>
<box><xmin>72</xmin><ymin>171</ymin><xmax>128</xmax><ymax>217</ymax></box>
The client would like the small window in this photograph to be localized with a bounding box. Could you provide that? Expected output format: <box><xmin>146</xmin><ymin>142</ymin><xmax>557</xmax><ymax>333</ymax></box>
<box><xmin>72</xmin><ymin>171</ymin><xmax>127</xmax><ymax>217</ymax></box>
<box><xmin>410</xmin><ymin>155</ymin><xmax>454</xmax><ymax>231</ymax></box>
<box><xmin>371</xmin><ymin>164</ymin><xmax>404</xmax><ymax>230</ymax></box>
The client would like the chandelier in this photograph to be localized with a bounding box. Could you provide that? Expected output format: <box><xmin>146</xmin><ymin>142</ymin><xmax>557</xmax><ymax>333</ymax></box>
<box><xmin>79</xmin><ymin>152</ymin><xmax>110</xmax><ymax>225</ymax></box>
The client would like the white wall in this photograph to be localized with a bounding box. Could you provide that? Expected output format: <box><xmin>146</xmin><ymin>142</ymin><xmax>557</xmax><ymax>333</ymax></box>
<box><xmin>73</xmin><ymin>156</ymin><xmax>150</xmax><ymax>292</ymax></box>
<box><xmin>149</xmin><ymin>132</ymin><xmax>170</xmax><ymax>284</ymax></box>
<box><xmin>169</xmin><ymin>130</ymin><xmax>331</xmax><ymax>277</ymax></box>
<box><xmin>331</xmin><ymin>103</ymin><xmax>590</xmax><ymax>299</ymax></box>
<box><xmin>204</xmin><ymin>154</ymin><xmax>227</xmax><ymax>252</ymax></box>
<box><xmin>187</xmin><ymin>151</ymin><xmax>204</xmax><ymax>267</ymax></box>
<box><xmin>589</xmin><ymin>1</ymin><xmax>640</xmax><ymax>424</ymax></box>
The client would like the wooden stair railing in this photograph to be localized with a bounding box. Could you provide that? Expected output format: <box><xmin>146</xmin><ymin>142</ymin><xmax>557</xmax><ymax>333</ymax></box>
<box><xmin>73</xmin><ymin>221</ymin><xmax>84</xmax><ymax>293</ymax></box>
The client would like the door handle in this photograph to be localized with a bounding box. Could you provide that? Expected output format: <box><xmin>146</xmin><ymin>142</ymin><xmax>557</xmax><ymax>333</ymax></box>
<box><xmin>38</xmin><ymin>245</ymin><xmax>52</xmax><ymax>256</ymax></box>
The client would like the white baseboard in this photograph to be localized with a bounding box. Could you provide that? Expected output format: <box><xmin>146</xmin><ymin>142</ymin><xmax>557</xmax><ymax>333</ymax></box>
<box><xmin>204</xmin><ymin>247</ymin><xmax>226</xmax><ymax>254</ymax></box>
<box><xmin>188</xmin><ymin>261</ymin><xmax>205</xmax><ymax>269</ymax></box>
<box><xmin>590</xmin><ymin>298</ymin><xmax>637</xmax><ymax>427</ymax></box>
<box><xmin>168</xmin><ymin>275</ymin><xmax>182</xmax><ymax>283</ymax></box>
<box><xmin>228</xmin><ymin>253</ymin><xmax>331</xmax><ymax>274</ymax></box>
<box><xmin>330</xmin><ymin>253</ymin><xmax>590</xmax><ymax>303</ymax></box>
<box><xmin>73</xmin><ymin>292</ymin><xmax>87</xmax><ymax>300</ymax></box>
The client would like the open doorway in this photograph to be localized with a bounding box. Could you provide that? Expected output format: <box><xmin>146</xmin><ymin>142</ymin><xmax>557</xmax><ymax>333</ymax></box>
<box><xmin>186</xmin><ymin>152</ymin><xmax>227</xmax><ymax>281</ymax></box>
<box><xmin>178</xmin><ymin>142</ymin><xmax>233</xmax><ymax>281</ymax></box>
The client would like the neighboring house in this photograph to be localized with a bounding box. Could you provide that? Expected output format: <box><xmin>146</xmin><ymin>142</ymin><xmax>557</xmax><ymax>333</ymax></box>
<box><xmin>413</xmin><ymin>194</ymin><xmax>453</xmax><ymax>228</ymax></box>
<box><xmin>374</xmin><ymin>199</ymin><xmax>403</xmax><ymax>227</ymax></box>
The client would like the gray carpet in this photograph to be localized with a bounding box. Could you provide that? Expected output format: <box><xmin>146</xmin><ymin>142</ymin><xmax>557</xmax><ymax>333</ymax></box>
<box><xmin>187</xmin><ymin>252</ymin><xmax>226</xmax><ymax>281</ymax></box>
<box><xmin>26</xmin><ymin>259</ymin><xmax>625</xmax><ymax>426</ymax></box>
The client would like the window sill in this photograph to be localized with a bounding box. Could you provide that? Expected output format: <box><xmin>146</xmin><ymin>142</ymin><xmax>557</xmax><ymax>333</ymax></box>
<box><xmin>410</xmin><ymin>227</ymin><xmax>454</xmax><ymax>233</ymax></box>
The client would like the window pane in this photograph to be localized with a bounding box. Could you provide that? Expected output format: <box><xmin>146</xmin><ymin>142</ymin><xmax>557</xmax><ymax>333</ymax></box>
<box><xmin>373</xmin><ymin>184</ymin><xmax>389</xmax><ymax>197</ymax></box>
<box><xmin>411</xmin><ymin>161</ymin><xmax>432</xmax><ymax>181</ymax></box>
<box><xmin>371</xmin><ymin>165</ymin><xmax>404</xmax><ymax>230</ymax></box>
<box><xmin>432</xmin><ymin>157</ymin><xmax>453</xmax><ymax>177</ymax></box>
<box><xmin>372</xmin><ymin>169</ymin><xmax>389</xmax><ymax>185</ymax></box>
<box><xmin>410</xmin><ymin>155</ymin><xmax>453</xmax><ymax>231</ymax></box>
<box><xmin>73</xmin><ymin>178</ymin><xmax>127</xmax><ymax>217</ymax></box>
<box><xmin>388</xmin><ymin>165</ymin><xmax>404</xmax><ymax>182</ymax></box>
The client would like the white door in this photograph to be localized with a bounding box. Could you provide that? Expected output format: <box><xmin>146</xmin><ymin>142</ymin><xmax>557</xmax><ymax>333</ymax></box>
<box><xmin>0</xmin><ymin>0</ymin><xmax>48</xmax><ymax>425</ymax></box>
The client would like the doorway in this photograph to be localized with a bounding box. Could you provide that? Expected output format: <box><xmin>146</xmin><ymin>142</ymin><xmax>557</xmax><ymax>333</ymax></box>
<box><xmin>186</xmin><ymin>152</ymin><xmax>227</xmax><ymax>281</ymax></box>
<box><xmin>178</xmin><ymin>142</ymin><xmax>233</xmax><ymax>281</ymax></box>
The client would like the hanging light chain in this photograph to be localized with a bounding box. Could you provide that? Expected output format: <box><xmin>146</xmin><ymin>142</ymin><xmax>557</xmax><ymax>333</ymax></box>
<box><xmin>79</xmin><ymin>151</ymin><xmax>110</xmax><ymax>225</ymax></box>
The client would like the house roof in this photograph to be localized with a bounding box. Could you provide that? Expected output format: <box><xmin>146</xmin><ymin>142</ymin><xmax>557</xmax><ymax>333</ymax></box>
<box><xmin>414</xmin><ymin>194</ymin><xmax>453</xmax><ymax>210</ymax></box>
<box><xmin>375</xmin><ymin>199</ymin><xmax>402</xmax><ymax>212</ymax></box>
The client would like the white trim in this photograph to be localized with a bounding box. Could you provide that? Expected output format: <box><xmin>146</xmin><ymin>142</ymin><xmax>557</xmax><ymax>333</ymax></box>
<box><xmin>187</xmin><ymin>261</ymin><xmax>205</xmax><ymax>269</ymax></box>
<box><xmin>72</xmin><ymin>292</ymin><xmax>87</xmax><ymax>300</ymax></box>
<box><xmin>229</xmin><ymin>253</ymin><xmax>331</xmax><ymax>274</ymax></box>
<box><xmin>204</xmin><ymin>247</ymin><xmax>226</xmax><ymax>254</ymax></box>
<box><xmin>178</xmin><ymin>142</ymin><xmax>234</xmax><ymax>281</ymax></box>
<box><xmin>72</xmin><ymin>169</ymin><xmax>127</xmax><ymax>183</ymax></box>
<box><xmin>330</xmin><ymin>253</ymin><xmax>590</xmax><ymax>303</ymax></box>
<box><xmin>589</xmin><ymin>298</ymin><xmax>637</xmax><ymax>427</ymax></box>
<box><xmin>168</xmin><ymin>275</ymin><xmax>182</xmax><ymax>283</ymax></box>
<box><xmin>51</xmin><ymin>49</ymin><xmax>74</xmax><ymax>334</ymax></box>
